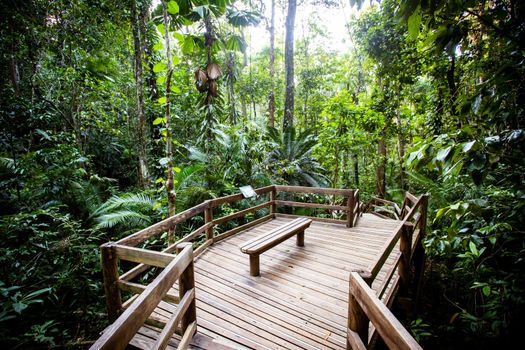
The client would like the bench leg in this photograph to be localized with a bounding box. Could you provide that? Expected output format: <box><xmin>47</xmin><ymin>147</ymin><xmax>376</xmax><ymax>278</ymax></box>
<box><xmin>297</xmin><ymin>230</ymin><xmax>305</xmax><ymax>247</ymax></box>
<box><xmin>249</xmin><ymin>255</ymin><xmax>260</xmax><ymax>276</ymax></box>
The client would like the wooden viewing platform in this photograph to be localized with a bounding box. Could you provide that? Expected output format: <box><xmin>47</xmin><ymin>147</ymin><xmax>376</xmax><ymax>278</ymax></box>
<box><xmin>91</xmin><ymin>186</ymin><xmax>428</xmax><ymax>350</ymax></box>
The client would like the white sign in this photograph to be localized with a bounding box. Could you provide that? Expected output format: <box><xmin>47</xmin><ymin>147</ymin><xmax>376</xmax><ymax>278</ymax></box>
<box><xmin>239</xmin><ymin>185</ymin><xmax>257</xmax><ymax>198</ymax></box>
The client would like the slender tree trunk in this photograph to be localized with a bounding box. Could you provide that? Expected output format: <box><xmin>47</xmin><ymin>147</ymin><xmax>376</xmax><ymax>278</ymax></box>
<box><xmin>447</xmin><ymin>54</ymin><xmax>458</xmax><ymax>117</ymax></box>
<box><xmin>353</xmin><ymin>153</ymin><xmax>359</xmax><ymax>186</ymax></box>
<box><xmin>396</xmin><ymin>111</ymin><xmax>406</xmax><ymax>190</ymax></box>
<box><xmin>283</xmin><ymin>0</ymin><xmax>296</xmax><ymax>130</ymax></box>
<box><xmin>376</xmin><ymin>136</ymin><xmax>386</xmax><ymax>198</ymax></box>
<box><xmin>162</xmin><ymin>0</ymin><xmax>176</xmax><ymax>243</ymax></box>
<box><xmin>132</xmin><ymin>1</ymin><xmax>149</xmax><ymax>189</ymax></box>
<box><xmin>268</xmin><ymin>0</ymin><xmax>276</xmax><ymax>128</ymax></box>
<box><xmin>226</xmin><ymin>51</ymin><xmax>237</xmax><ymax>124</ymax></box>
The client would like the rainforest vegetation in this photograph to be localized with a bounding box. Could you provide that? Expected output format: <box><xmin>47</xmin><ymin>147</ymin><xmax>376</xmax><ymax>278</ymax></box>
<box><xmin>0</xmin><ymin>0</ymin><xmax>523</xmax><ymax>348</ymax></box>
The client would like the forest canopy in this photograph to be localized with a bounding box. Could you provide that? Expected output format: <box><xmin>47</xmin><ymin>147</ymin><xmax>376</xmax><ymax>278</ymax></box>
<box><xmin>0</xmin><ymin>0</ymin><xmax>523</xmax><ymax>348</ymax></box>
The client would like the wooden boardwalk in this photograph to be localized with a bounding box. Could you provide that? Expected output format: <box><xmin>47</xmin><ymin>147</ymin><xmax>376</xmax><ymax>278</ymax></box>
<box><xmin>132</xmin><ymin>213</ymin><xmax>402</xmax><ymax>350</ymax></box>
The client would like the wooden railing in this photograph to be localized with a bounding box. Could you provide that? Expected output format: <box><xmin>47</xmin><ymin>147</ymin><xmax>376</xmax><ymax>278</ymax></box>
<box><xmin>92</xmin><ymin>243</ymin><xmax>196</xmax><ymax>350</ymax></box>
<box><xmin>273</xmin><ymin>185</ymin><xmax>359</xmax><ymax>227</ymax></box>
<box><xmin>346</xmin><ymin>192</ymin><xmax>428</xmax><ymax>350</ymax></box>
<box><xmin>100</xmin><ymin>185</ymin><xmax>360</xmax><ymax>335</ymax></box>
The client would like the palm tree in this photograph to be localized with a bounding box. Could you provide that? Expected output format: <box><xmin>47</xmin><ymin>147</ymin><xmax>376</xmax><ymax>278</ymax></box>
<box><xmin>265</xmin><ymin>127</ymin><xmax>329</xmax><ymax>187</ymax></box>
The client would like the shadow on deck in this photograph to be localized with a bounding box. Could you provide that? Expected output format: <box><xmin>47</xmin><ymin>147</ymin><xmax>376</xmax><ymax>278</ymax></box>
<box><xmin>90</xmin><ymin>186</ymin><xmax>427</xmax><ymax>350</ymax></box>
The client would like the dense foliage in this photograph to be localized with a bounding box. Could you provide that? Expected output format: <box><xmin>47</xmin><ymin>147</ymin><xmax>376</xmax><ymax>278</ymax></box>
<box><xmin>0</xmin><ymin>0</ymin><xmax>523</xmax><ymax>348</ymax></box>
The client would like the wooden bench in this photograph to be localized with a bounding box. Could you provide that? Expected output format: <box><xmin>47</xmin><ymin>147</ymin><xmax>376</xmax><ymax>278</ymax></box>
<box><xmin>239</xmin><ymin>217</ymin><xmax>312</xmax><ymax>276</ymax></box>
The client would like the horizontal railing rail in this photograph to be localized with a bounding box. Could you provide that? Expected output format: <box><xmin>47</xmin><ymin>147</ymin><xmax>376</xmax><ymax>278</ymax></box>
<box><xmin>347</xmin><ymin>271</ymin><xmax>422</xmax><ymax>350</ymax></box>
<box><xmin>93</xmin><ymin>243</ymin><xmax>196</xmax><ymax>350</ymax></box>
<box><xmin>347</xmin><ymin>192</ymin><xmax>428</xmax><ymax>349</ymax></box>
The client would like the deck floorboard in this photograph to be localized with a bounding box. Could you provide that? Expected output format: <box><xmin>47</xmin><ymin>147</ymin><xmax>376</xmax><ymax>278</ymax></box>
<box><xmin>136</xmin><ymin>214</ymin><xmax>401</xmax><ymax>350</ymax></box>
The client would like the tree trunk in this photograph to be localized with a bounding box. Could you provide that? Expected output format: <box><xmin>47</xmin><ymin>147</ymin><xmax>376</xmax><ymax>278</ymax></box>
<box><xmin>353</xmin><ymin>153</ymin><xmax>359</xmax><ymax>186</ymax></box>
<box><xmin>396</xmin><ymin>111</ymin><xmax>406</xmax><ymax>190</ymax></box>
<box><xmin>376</xmin><ymin>137</ymin><xmax>386</xmax><ymax>198</ymax></box>
<box><xmin>283</xmin><ymin>0</ymin><xmax>297</xmax><ymax>130</ymax></box>
<box><xmin>162</xmin><ymin>0</ymin><xmax>176</xmax><ymax>244</ymax></box>
<box><xmin>447</xmin><ymin>54</ymin><xmax>457</xmax><ymax>117</ymax></box>
<box><xmin>268</xmin><ymin>0</ymin><xmax>276</xmax><ymax>128</ymax></box>
<box><xmin>226</xmin><ymin>51</ymin><xmax>237</xmax><ymax>124</ymax></box>
<box><xmin>132</xmin><ymin>0</ymin><xmax>149</xmax><ymax>189</ymax></box>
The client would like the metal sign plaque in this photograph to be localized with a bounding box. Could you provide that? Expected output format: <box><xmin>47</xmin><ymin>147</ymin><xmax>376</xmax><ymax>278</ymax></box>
<box><xmin>239</xmin><ymin>185</ymin><xmax>257</xmax><ymax>198</ymax></box>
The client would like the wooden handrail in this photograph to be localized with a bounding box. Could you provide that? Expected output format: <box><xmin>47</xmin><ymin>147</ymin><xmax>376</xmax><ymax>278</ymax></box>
<box><xmin>92</xmin><ymin>243</ymin><xmax>196</xmax><ymax>350</ymax></box>
<box><xmin>274</xmin><ymin>185</ymin><xmax>353</xmax><ymax>196</ymax></box>
<box><xmin>347</xmin><ymin>191</ymin><xmax>428</xmax><ymax>349</ymax></box>
<box><xmin>347</xmin><ymin>272</ymin><xmax>422</xmax><ymax>350</ymax></box>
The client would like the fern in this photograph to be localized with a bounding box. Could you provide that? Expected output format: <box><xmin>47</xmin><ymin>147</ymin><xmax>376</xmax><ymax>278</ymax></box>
<box><xmin>95</xmin><ymin>210</ymin><xmax>151</xmax><ymax>229</ymax></box>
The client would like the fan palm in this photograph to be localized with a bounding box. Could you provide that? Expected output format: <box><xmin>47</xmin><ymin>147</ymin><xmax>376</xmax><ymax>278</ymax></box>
<box><xmin>266</xmin><ymin>127</ymin><xmax>329</xmax><ymax>187</ymax></box>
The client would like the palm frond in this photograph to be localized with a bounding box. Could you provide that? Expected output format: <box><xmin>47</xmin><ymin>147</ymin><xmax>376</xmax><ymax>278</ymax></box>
<box><xmin>90</xmin><ymin>193</ymin><xmax>155</xmax><ymax>218</ymax></box>
<box><xmin>95</xmin><ymin>210</ymin><xmax>151</xmax><ymax>229</ymax></box>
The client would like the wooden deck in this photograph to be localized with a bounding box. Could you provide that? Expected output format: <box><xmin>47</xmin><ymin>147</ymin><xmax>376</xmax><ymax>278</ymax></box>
<box><xmin>132</xmin><ymin>213</ymin><xmax>402</xmax><ymax>350</ymax></box>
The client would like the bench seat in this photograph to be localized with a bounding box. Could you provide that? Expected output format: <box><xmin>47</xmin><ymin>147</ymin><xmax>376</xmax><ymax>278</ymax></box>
<box><xmin>239</xmin><ymin>217</ymin><xmax>312</xmax><ymax>276</ymax></box>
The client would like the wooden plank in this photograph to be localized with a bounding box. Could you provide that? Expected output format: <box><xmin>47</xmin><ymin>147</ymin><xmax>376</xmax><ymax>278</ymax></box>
<box><xmin>368</xmin><ymin>221</ymin><xmax>405</xmax><ymax>280</ymax></box>
<box><xmin>118</xmin><ymin>280</ymin><xmax>180</xmax><ymax>304</ymax></box>
<box><xmin>193</xmin><ymin>272</ymin><xmax>346</xmax><ymax>349</ymax></box>
<box><xmin>209</xmin><ymin>186</ymin><xmax>274</xmax><ymax>207</ymax></box>
<box><xmin>198</xmin><ymin>249</ymin><xmax>349</xmax><ymax>309</ymax></box>
<box><xmin>239</xmin><ymin>218</ymin><xmax>311</xmax><ymax>253</ymax></box>
<box><xmin>119</xmin><ymin>224</ymin><xmax>211</xmax><ymax>283</ymax></box>
<box><xmin>114</xmin><ymin>245</ymin><xmax>176</xmax><ymax>268</ymax></box>
<box><xmin>177</xmin><ymin>321</ymin><xmax>197</xmax><ymax>350</ymax></box>
<box><xmin>214</xmin><ymin>202</ymin><xmax>271</xmax><ymax>225</ymax></box>
<box><xmin>194</xmin><ymin>267</ymin><xmax>347</xmax><ymax>340</ymax></box>
<box><xmin>194</xmin><ymin>239</ymin><xmax>212</xmax><ymax>258</ymax></box>
<box><xmin>275</xmin><ymin>200</ymin><xmax>348</xmax><ymax>211</ymax></box>
<box><xmin>151</xmin><ymin>289</ymin><xmax>195</xmax><ymax>350</ymax></box>
<box><xmin>275</xmin><ymin>185</ymin><xmax>354</xmax><ymax>196</ymax></box>
<box><xmin>167</xmin><ymin>223</ymin><xmax>212</xmax><ymax>251</ymax></box>
<box><xmin>117</xmin><ymin>201</ymin><xmax>210</xmax><ymax>246</ymax></box>
<box><xmin>213</xmin><ymin>214</ymin><xmax>273</xmax><ymax>243</ymax></box>
<box><xmin>90</xmin><ymin>245</ymin><xmax>193</xmax><ymax>350</ymax></box>
<box><xmin>100</xmin><ymin>243</ymin><xmax>122</xmax><ymax>321</ymax></box>
<box><xmin>349</xmin><ymin>272</ymin><xmax>422</xmax><ymax>350</ymax></box>
<box><xmin>274</xmin><ymin>213</ymin><xmax>346</xmax><ymax>225</ymax></box>
<box><xmin>347</xmin><ymin>328</ymin><xmax>367</xmax><ymax>350</ymax></box>
<box><xmin>195</xmin><ymin>291</ymin><xmax>337</xmax><ymax>350</ymax></box>
<box><xmin>405</xmin><ymin>192</ymin><xmax>419</xmax><ymax>205</ymax></box>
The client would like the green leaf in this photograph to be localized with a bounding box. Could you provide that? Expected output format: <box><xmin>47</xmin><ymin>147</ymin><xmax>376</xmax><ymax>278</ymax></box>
<box><xmin>153</xmin><ymin>117</ymin><xmax>165</xmax><ymax>125</ymax></box>
<box><xmin>173</xmin><ymin>32</ymin><xmax>184</xmax><ymax>43</ymax></box>
<box><xmin>172</xmin><ymin>55</ymin><xmax>180</xmax><ymax>65</ymax></box>
<box><xmin>167</xmin><ymin>1</ymin><xmax>179</xmax><ymax>15</ymax></box>
<box><xmin>156</xmin><ymin>76</ymin><xmax>167</xmax><ymax>84</ymax></box>
<box><xmin>171</xmin><ymin>86</ymin><xmax>181</xmax><ymax>94</ymax></box>
<box><xmin>436</xmin><ymin>146</ymin><xmax>452</xmax><ymax>162</ymax></box>
<box><xmin>158</xmin><ymin>97</ymin><xmax>167</xmax><ymax>104</ymax></box>
<box><xmin>181</xmin><ymin>36</ymin><xmax>195</xmax><ymax>54</ymax></box>
<box><xmin>153</xmin><ymin>43</ymin><xmax>163</xmax><ymax>51</ymax></box>
<box><xmin>153</xmin><ymin>62</ymin><xmax>167</xmax><ymax>73</ymax></box>
<box><xmin>462</xmin><ymin>141</ymin><xmax>476</xmax><ymax>153</ymax></box>
<box><xmin>469</xmin><ymin>241</ymin><xmax>478</xmax><ymax>255</ymax></box>
<box><xmin>174</xmin><ymin>167</ymin><xmax>181</xmax><ymax>173</ymax></box>
<box><xmin>407</xmin><ymin>5</ymin><xmax>421</xmax><ymax>40</ymax></box>
<box><xmin>13</xmin><ymin>302</ymin><xmax>28</xmax><ymax>314</ymax></box>
<box><xmin>157</xmin><ymin>23</ymin><xmax>165</xmax><ymax>35</ymax></box>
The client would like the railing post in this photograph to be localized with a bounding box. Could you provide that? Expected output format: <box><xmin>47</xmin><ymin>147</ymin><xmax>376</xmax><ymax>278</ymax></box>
<box><xmin>413</xmin><ymin>194</ymin><xmax>429</xmax><ymax>308</ymax></box>
<box><xmin>205</xmin><ymin>201</ymin><xmax>214</xmax><ymax>242</ymax></box>
<box><xmin>270</xmin><ymin>187</ymin><xmax>277</xmax><ymax>217</ymax></box>
<box><xmin>176</xmin><ymin>243</ymin><xmax>197</xmax><ymax>335</ymax></box>
<box><xmin>347</xmin><ymin>270</ymin><xmax>372</xmax><ymax>349</ymax></box>
<box><xmin>100</xmin><ymin>242</ymin><xmax>122</xmax><ymax>322</ymax></box>
<box><xmin>347</xmin><ymin>190</ymin><xmax>355</xmax><ymax>228</ymax></box>
<box><xmin>399</xmin><ymin>223</ymin><xmax>414</xmax><ymax>296</ymax></box>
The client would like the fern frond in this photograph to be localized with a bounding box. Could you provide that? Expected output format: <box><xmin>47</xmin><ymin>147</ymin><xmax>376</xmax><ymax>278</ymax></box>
<box><xmin>95</xmin><ymin>210</ymin><xmax>151</xmax><ymax>229</ymax></box>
